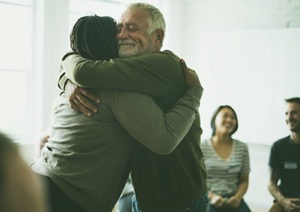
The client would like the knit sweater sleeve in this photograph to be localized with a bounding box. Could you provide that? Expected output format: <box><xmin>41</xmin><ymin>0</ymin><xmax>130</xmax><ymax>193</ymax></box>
<box><xmin>60</xmin><ymin>51</ymin><xmax>185</xmax><ymax>97</ymax></box>
<box><xmin>108</xmin><ymin>85</ymin><xmax>202</xmax><ymax>155</ymax></box>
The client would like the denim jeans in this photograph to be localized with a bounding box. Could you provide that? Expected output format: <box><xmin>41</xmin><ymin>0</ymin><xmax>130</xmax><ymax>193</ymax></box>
<box><xmin>132</xmin><ymin>194</ymin><xmax>209</xmax><ymax>212</ymax></box>
<box><xmin>208</xmin><ymin>199</ymin><xmax>251</xmax><ymax>212</ymax></box>
<box><xmin>118</xmin><ymin>192</ymin><xmax>135</xmax><ymax>212</ymax></box>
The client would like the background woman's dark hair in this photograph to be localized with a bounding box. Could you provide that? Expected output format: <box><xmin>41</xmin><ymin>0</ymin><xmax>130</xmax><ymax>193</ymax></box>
<box><xmin>210</xmin><ymin>105</ymin><xmax>239</xmax><ymax>136</ymax></box>
<box><xmin>70</xmin><ymin>15</ymin><xmax>118</xmax><ymax>60</ymax></box>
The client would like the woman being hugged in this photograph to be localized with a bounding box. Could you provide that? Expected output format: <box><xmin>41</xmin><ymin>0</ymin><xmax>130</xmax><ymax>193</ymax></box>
<box><xmin>202</xmin><ymin>105</ymin><xmax>251</xmax><ymax>212</ymax></box>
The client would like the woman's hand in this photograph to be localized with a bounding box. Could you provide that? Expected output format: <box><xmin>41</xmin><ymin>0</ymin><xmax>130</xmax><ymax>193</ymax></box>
<box><xmin>210</xmin><ymin>193</ymin><xmax>226</xmax><ymax>208</ymax></box>
<box><xmin>65</xmin><ymin>80</ymin><xmax>100</xmax><ymax>116</ymax></box>
<box><xmin>226</xmin><ymin>195</ymin><xmax>242</xmax><ymax>208</ymax></box>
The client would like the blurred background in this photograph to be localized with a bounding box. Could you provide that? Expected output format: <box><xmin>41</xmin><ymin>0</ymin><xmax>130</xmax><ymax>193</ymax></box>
<box><xmin>0</xmin><ymin>0</ymin><xmax>299</xmax><ymax>211</ymax></box>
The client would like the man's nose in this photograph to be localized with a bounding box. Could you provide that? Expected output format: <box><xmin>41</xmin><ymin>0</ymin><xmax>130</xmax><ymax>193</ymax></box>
<box><xmin>117</xmin><ymin>28</ymin><xmax>128</xmax><ymax>39</ymax></box>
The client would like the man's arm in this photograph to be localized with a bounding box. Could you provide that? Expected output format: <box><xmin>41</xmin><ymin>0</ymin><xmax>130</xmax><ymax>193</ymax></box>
<box><xmin>268</xmin><ymin>168</ymin><xmax>300</xmax><ymax>211</ymax></box>
<box><xmin>268</xmin><ymin>168</ymin><xmax>284</xmax><ymax>202</ymax></box>
<box><xmin>60</xmin><ymin>52</ymin><xmax>188</xmax><ymax>116</ymax></box>
<box><xmin>61</xmin><ymin>51</ymin><xmax>185</xmax><ymax>97</ymax></box>
<box><xmin>109</xmin><ymin>67</ymin><xmax>202</xmax><ymax>154</ymax></box>
<box><xmin>110</xmin><ymin>84</ymin><xmax>202</xmax><ymax>154</ymax></box>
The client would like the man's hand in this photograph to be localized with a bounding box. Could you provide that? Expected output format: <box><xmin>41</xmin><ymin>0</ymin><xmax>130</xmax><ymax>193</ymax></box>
<box><xmin>180</xmin><ymin>59</ymin><xmax>201</xmax><ymax>87</ymax></box>
<box><xmin>65</xmin><ymin>80</ymin><xmax>100</xmax><ymax>116</ymax></box>
<box><xmin>279</xmin><ymin>198</ymin><xmax>300</xmax><ymax>212</ymax></box>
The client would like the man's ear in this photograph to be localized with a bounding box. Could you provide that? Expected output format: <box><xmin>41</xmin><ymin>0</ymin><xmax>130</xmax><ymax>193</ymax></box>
<box><xmin>154</xmin><ymin>29</ymin><xmax>164</xmax><ymax>46</ymax></box>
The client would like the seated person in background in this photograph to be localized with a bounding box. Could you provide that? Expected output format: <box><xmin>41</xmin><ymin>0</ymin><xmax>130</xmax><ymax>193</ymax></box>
<box><xmin>268</xmin><ymin>97</ymin><xmax>300</xmax><ymax>212</ymax></box>
<box><xmin>201</xmin><ymin>105</ymin><xmax>251</xmax><ymax>212</ymax></box>
<box><xmin>0</xmin><ymin>131</ymin><xmax>47</xmax><ymax>212</ymax></box>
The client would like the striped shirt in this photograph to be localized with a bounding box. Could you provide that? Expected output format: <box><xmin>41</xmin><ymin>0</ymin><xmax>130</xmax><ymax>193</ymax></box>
<box><xmin>201</xmin><ymin>139</ymin><xmax>250</xmax><ymax>196</ymax></box>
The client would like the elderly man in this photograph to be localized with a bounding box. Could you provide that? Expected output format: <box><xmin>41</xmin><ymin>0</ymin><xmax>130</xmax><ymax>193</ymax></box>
<box><xmin>33</xmin><ymin>3</ymin><xmax>205</xmax><ymax>212</ymax></box>
<box><xmin>62</xmin><ymin>3</ymin><xmax>208</xmax><ymax>212</ymax></box>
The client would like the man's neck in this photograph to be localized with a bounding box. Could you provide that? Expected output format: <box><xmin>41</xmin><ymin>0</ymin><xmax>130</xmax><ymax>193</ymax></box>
<box><xmin>290</xmin><ymin>131</ymin><xmax>300</xmax><ymax>144</ymax></box>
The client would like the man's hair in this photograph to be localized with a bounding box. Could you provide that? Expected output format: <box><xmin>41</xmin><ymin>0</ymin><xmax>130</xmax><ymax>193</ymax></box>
<box><xmin>70</xmin><ymin>15</ymin><xmax>118</xmax><ymax>60</ymax></box>
<box><xmin>285</xmin><ymin>97</ymin><xmax>300</xmax><ymax>105</ymax></box>
<box><xmin>210</xmin><ymin>105</ymin><xmax>239</xmax><ymax>136</ymax></box>
<box><xmin>127</xmin><ymin>2</ymin><xmax>166</xmax><ymax>35</ymax></box>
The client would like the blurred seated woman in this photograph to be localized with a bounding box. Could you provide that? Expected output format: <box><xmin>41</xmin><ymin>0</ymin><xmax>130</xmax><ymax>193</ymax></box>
<box><xmin>0</xmin><ymin>131</ymin><xmax>47</xmax><ymax>212</ymax></box>
<box><xmin>201</xmin><ymin>105</ymin><xmax>251</xmax><ymax>212</ymax></box>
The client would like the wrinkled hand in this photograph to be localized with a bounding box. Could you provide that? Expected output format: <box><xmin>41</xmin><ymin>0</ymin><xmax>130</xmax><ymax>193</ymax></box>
<box><xmin>180</xmin><ymin>59</ymin><xmax>201</xmax><ymax>87</ymax></box>
<box><xmin>65</xmin><ymin>80</ymin><xmax>100</xmax><ymax>116</ymax></box>
<box><xmin>280</xmin><ymin>198</ymin><xmax>300</xmax><ymax>212</ymax></box>
<box><xmin>226</xmin><ymin>195</ymin><xmax>241</xmax><ymax>208</ymax></box>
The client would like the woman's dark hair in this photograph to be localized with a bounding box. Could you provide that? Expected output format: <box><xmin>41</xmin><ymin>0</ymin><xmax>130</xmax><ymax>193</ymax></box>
<box><xmin>70</xmin><ymin>15</ymin><xmax>118</xmax><ymax>60</ymax></box>
<box><xmin>210</xmin><ymin>105</ymin><xmax>239</xmax><ymax>136</ymax></box>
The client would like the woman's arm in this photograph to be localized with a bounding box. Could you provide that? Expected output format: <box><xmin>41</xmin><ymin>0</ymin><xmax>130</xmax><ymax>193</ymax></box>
<box><xmin>226</xmin><ymin>142</ymin><xmax>250</xmax><ymax>208</ymax></box>
<box><xmin>226</xmin><ymin>174</ymin><xmax>249</xmax><ymax>208</ymax></box>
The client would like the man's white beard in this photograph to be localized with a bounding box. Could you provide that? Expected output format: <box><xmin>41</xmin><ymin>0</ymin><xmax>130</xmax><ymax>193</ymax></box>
<box><xmin>118</xmin><ymin>45</ymin><xmax>138</xmax><ymax>57</ymax></box>
<box><xmin>118</xmin><ymin>39</ymin><xmax>138</xmax><ymax>57</ymax></box>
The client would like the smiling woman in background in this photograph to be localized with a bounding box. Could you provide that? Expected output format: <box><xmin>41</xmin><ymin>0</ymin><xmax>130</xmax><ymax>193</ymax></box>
<box><xmin>201</xmin><ymin>105</ymin><xmax>251</xmax><ymax>212</ymax></box>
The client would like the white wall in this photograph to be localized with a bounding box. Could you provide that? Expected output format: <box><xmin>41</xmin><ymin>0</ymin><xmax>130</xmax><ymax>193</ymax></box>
<box><xmin>178</xmin><ymin>0</ymin><xmax>300</xmax><ymax>144</ymax></box>
<box><xmin>195</xmin><ymin>28</ymin><xmax>300</xmax><ymax>144</ymax></box>
<box><xmin>246</xmin><ymin>143</ymin><xmax>273</xmax><ymax>211</ymax></box>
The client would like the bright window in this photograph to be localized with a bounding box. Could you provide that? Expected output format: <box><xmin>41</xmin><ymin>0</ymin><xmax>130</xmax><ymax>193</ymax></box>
<box><xmin>0</xmin><ymin>0</ymin><xmax>33</xmax><ymax>141</ymax></box>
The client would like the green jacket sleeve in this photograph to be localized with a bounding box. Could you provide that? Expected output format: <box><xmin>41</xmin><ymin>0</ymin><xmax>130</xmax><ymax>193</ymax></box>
<box><xmin>61</xmin><ymin>51</ymin><xmax>186</xmax><ymax>98</ymax></box>
<box><xmin>109</xmin><ymin>85</ymin><xmax>202</xmax><ymax>155</ymax></box>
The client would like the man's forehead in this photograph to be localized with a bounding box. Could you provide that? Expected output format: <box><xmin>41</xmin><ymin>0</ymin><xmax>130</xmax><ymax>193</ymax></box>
<box><xmin>118</xmin><ymin>8</ymin><xmax>149</xmax><ymax>23</ymax></box>
<box><xmin>286</xmin><ymin>102</ymin><xmax>300</xmax><ymax>111</ymax></box>
<box><xmin>116</xmin><ymin>20</ymin><xmax>147</xmax><ymax>29</ymax></box>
